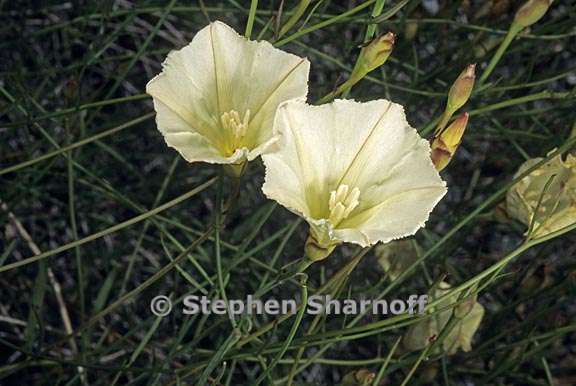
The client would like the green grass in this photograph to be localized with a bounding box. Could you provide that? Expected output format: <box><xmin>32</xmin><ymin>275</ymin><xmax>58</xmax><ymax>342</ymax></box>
<box><xmin>1</xmin><ymin>0</ymin><xmax>576</xmax><ymax>385</ymax></box>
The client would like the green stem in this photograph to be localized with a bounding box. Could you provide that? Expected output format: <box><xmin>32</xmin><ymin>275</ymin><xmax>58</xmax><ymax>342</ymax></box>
<box><xmin>399</xmin><ymin>343</ymin><xmax>432</xmax><ymax>386</ymax></box>
<box><xmin>365</xmin><ymin>0</ymin><xmax>386</xmax><ymax>41</ymax></box>
<box><xmin>286</xmin><ymin>259</ymin><xmax>353</xmax><ymax>385</ymax></box>
<box><xmin>237</xmin><ymin>250</ymin><xmax>366</xmax><ymax>348</ymax></box>
<box><xmin>479</xmin><ymin>24</ymin><xmax>522</xmax><ymax>86</ymax></box>
<box><xmin>434</xmin><ymin>108</ymin><xmax>455</xmax><ymax>135</ymax></box>
<box><xmin>215</xmin><ymin>175</ymin><xmax>236</xmax><ymax>329</ymax></box>
<box><xmin>278</xmin><ymin>0</ymin><xmax>311</xmax><ymax>39</ymax></box>
<box><xmin>197</xmin><ymin>330</ymin><xmax>241</xmax><ymax>385</ymax></box>
<box><xmin>0</xmin><ymin>178</ymin><xmax>217</xmax><ymax>273</ymax></box>
<box><xmin>469</xmin><ymin>90</ymin><xmax>572</xmax><ymax>116</ymax></box>
<box><xmin>253</xmin><ymin>257</ymin><xmax>313</xmax><ymax>297</ymax></box>
<box><xmin>372</xmin><ymin>337</ymin><xmax>401</xmax><ymax>386</ymax></box>
<box><xmin>275</xmin><ymin>0</ymin><xmax>376</xmax><ymax>47</ymax></box>
<box><xmin>253</xmin><ymin>275</ymin><xmax>308</xmax><ymax>386</ymax></box>
<box><xmin>421</xmin><ymin>90</ymin><xmax>572</xmax><ymax>136</ymax></box>
<box><xmin>317</xmin><ymin>75</ymin><xmax>361</xmax><ymax>104</ymax></box>
<box><xmin>428</xmin><ymin>221</ymin><xmax>576</xmax><ymax>311</ymax></box>
<box><xmin>0</xmin><ymin>112</ymin><xmax>154</xmax><ymax>176</ymax></box>
<box><xmin>2</xmin><ymin>94</ymin><xmax>149</xmax><ymax>128</ymax></box>
<box><xmin>245</xmin><ymin>0</ymin><xmax>259</xmax><ymax>38</ymax></box>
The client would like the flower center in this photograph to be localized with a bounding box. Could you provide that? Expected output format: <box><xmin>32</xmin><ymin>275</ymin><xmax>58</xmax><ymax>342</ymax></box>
<box><xmin>220</xmin><ymin>109</ymin><xmax>251</xmax><ymax>145</ymax></box>
<box><xmin>328</xmin><ymin>184</ymin><xmax>360</xmax><ymax>225</ymax></box>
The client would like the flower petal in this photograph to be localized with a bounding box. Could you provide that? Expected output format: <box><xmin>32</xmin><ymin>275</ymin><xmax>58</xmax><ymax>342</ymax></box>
<box><xmin>152</xmin><ymin>99</ymin><xmax>248</xmax><ymax>164</ymax></box>
<box><xmin>507</xmin><ymin>153</ymin><xmax>576</xmax><ymax>238</ymax></box>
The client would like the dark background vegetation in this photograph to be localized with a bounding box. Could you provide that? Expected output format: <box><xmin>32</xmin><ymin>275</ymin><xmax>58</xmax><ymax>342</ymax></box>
<box><xmin>1</xmin><ymin>0</ymin><xmax>575</xmax><ymax>385</ymax></box>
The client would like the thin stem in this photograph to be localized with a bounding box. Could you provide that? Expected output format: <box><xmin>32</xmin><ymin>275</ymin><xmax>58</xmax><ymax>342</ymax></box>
<box><xmin>278</xmin><ymin>0</ymin><xmax>311</xmax><ymax>39</ymax></box>
<box><xmin>372</xmin><ymin>336</ymin><xmax>402</xmax><ymax>386</ymax></box>
<box><xmin>275</xmin><ymin>0</ymin><xmax>376</xmax><ymax>47</ymax></box>
<box><xmin>0</xmin><ymin>113</ymin><xmax>154</xmax><ymax>176</ymax></box>
<box><xmin>399</xmin><ymin>344</ymin><xmax>432</xmax><ymax>386</ymax></box>
<box><xmin>237</xmin><ymin>250</ymin><xmax>366</xmax><ymax>348</ymax></box>
<box><xmin>0</xmin><ymin>178</ymin><xmax>217</xmax><ymax>272</ymax></box>
<box><xmin>365</xmin><ymin>0</ymin><xmax>386</xmax><ymax>41</ymax></box>
<box><xmin>253</xmin><ymin>275</ymin><xmax>308</xmax><ymax>385</ymax></box>
<box><xmin>479</xmin><ymin>25</ymin><xmax>521</xmax><ymax>86</ymax></box>
<box><xmin>215</xmin><ymin>175</ymin><xmax>237</xmax><ymax>329</ymax></box>
<box><xmin>245</xmin><ymin>0</ymin><xmax>259</xmax><ymax>38</ymax></box>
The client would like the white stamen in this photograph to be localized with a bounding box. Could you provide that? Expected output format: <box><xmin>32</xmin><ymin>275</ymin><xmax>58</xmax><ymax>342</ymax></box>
<box><xmin>328</xmin><ymin>184</ymin><xmax>360</xmax><ymax>225</ymax></box>
<box><xmin>220</xmin><ymin>109</ymin><xmax>251</xmax><ymax>141</ymax></box>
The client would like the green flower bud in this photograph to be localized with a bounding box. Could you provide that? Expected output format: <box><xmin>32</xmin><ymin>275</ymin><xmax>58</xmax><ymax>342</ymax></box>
<box><xmin>447</xmin><ymin>64</ymin><xmax>476</xmax><ymax>112</ymax></box>
<box><xmin>342</xmin><ymin>369</ymin><xmax>376</xmax><ymax>386</ymax></box>
<box><xmin>431</xmin><ymin>113</ymin><xmax>469</xmax><ymax>171</ymax></box>
<box><xmin>356</xmin><ymin>32</ymin><xmax>395</xmax><ymax>76</ymax></box>
<box><xmin>513</xmin><ymin>0</ymin><xmax>552</xmax><ymax>29</ymax></box>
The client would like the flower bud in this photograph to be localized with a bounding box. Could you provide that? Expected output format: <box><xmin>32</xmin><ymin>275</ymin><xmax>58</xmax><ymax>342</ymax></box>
<box><xmin>342</xmin><ymin>369</ymin><xmax>375</xmax><ymax>385</ymax></box>
<box><xmin>513</xmin><ymin>0</ymin><xmax>551</xmax><ymax>29</ymax></box>
<box><xmin>431</xmin><ymin>113</ymin><xmax>469</xmax><ymax>171</ymax></box>
<box><xmin>447</xmin><ymin>64</ymin><xmax>476</xmax><ymax>112</ymax></box>
<box><xmin>356</xmin><ymin>32</ymin><xmax>395</xmax><ymax>76</ymax></box>
<box><xmin>317</xmin><ymin>33</ymin><xmax>395</xmax><ymax>103</ymax></box>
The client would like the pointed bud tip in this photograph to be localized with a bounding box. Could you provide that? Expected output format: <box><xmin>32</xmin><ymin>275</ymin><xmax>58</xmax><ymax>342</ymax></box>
<box><xmin>431</xmin><ymin>113</ymin><xmax>469</xmax><ymax>171</ymax></box>
<box><xmin>464</xmin><ymin>64</ymin><xmax>476</xmax><ymax>79</ymax></box>
<box><xmin>383</xmin><ymin>31</ymin><xmax>396</xmax><ymax>43</ymax></box>
<box><xmin>355</xmin><ymin>32</ymin><xmax>396</xmax><ymax>75</ymax></box>
<box><xmin>456</xmin><ymin>112</ymin><xmax>470</xmax><ymax>124</ymax></box>
<box><xmin>444</xmin><ymin>113</ymin><xmax>469</xmax><ymax>145</ymax></box>
<box><xmin>373</xmin><ymin>32</ymin><xmax>396</xmax><ymax>51</ymax></box>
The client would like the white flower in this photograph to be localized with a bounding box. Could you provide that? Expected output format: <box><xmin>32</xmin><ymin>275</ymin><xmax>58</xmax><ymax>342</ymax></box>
<box><xmin>506</xmin><ymin>151</ymin><xmax>576</xmax><ymax>239</ymax></box>
<box><xmin>402</xmin><ymin>282</ymin><xmax>485</xmax><ymax>355</ymax></box>
<box><xmin>375</xmin><ymin>239</ymin><xmax>418</xmax><ymax>281</ymax></box>
<box><xmin>146</xmin><ymin>21</ymin><xmax>310</xmax><ymax>167</ymax></box>
<box><xmin>262</xmin><ymin>99</ymin><xmax>447</xmax><ymax>260</ymax></box>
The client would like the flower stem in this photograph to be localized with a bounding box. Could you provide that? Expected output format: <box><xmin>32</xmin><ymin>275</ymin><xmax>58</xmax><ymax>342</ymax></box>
<box><xmin>364</xmin><ymin>0</ymin><xmax>387</xmax><ymax>41</ymax></box>
<box><xmin>253</xmin><ymin>274</ymin><xmax>308</xmax><ymax>386</ymax></box>
<box><xmin>254</xmin><ymin>257</ymin><xmax>313</xmax><ymax>297</ymax></box>
<box><xmin>317</xmin><ymin>76</ymin><xmax>361</xmax><ymax>104</ymax></box>
<box><xmin>479</xmin><ymin>24</ymin><xmax>522</xmax><ymax>86</ymax></box>
<box><xmin>245</xmin><ymin>0</ymin><xmax>259</xmax><ymax>38</ymax></box>
<box><xmin>278</xmin><ymin>0</ymin><xmax>311</xmax><ymax>39</ymax></box>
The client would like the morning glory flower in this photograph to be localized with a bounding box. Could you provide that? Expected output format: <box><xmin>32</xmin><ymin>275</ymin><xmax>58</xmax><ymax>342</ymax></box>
<box><xmin>402</xmin><ymin>281</ymin><xmax>485</xmax><ymax>355</ymax></box>
<box><xmin>146</xmin><ymin>21</ymin><xmax>310</xmax><ymax>171</ymax></box>
<box><xmin>262</xmin><ymin>99</ymin><xmax>447</xmax><ymax>260</ymax></box>
<box><xmin>506</xmin><ymin>151</ymin><xmax>576</xmax><ymax>239</ymax></box>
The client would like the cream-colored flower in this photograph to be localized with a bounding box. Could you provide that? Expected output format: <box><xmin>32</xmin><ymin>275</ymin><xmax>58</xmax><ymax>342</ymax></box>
<box><xmin>402</xmin><ymin>282</ymin><xmax>485</xmax><ymax>355</ymax></box>
<box><xmin>506</xmin><ymin>151</ymin><xmax>576</xmax><ymax>238</ymax></box>
<box><xmin>146</xmin><ymin>21</ymin><xmax>310</xmax><ymax>167</ymax></box>
<box><xmin>375</xmin><ymin>239</ymin><xmax>418</xmax><ymax>281</ymax></box>
<box><xmin>262</xmin><ymin>99</ymin><xmax>447</xmax><ymax>260</ymax></box>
